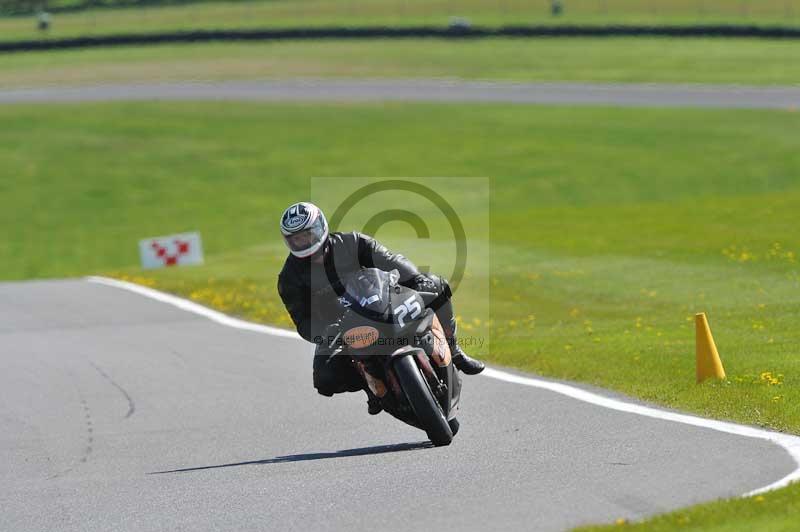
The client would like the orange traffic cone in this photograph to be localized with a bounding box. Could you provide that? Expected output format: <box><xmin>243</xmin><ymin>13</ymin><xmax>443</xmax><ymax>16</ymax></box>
<box><xmin>696</xmin><ymin>312</ymin><xmax>726</xmax><ymax>383</ymax></box>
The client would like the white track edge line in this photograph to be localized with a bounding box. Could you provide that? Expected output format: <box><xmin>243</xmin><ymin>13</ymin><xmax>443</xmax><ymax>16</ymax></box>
<box><xmin>86</xmin><ymin>275</ymin><xmax>300</xmax><ymax>339</ymax></box>
<box><xmin>86</xmin><ymin>275</ymin><xmax>800</xmax><ymax>497</ymax></box>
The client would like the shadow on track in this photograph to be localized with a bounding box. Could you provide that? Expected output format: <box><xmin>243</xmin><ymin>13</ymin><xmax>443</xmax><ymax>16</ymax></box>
<box><xmin>149</xmin><ymin>441</ymin><xmax>433</xmax><ymax>474</ymax></box>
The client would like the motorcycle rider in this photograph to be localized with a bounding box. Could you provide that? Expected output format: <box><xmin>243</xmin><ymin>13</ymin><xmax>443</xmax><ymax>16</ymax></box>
<box><xmin>277</xmin><ymin>202</ymin><xmax>484</xmax><ymax>415</ymax></box>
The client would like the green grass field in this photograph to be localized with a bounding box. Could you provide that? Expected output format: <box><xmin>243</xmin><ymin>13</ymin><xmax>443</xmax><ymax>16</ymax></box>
<box><xmin>1</xmin><ymin>0</ymin><xmax>798</xmax><ymax>43</ymax></box>
<box><xmin>580</xmin><ymin>481</ymin><xmax>800</xmax><ymax>530</ymax></box>
<box><xmin>2</xmin><ymin>101</ymin><xmax>799</xmax><ymax>528</ymax></box>
<box><xmin>4</xmin><ymin>37</ymin><xmax>800</xmax><ymax>88</ymax></box>
<box><xmin>2</xmin><ymin>100</ymin><xmax>798</xmax><ymax>425</ymax></box>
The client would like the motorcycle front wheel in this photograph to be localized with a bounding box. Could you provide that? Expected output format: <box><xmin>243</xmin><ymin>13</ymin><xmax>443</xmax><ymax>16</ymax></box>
<box><xmin>393</xmin><ymin>354</ymin><xmax>453</xmax><ymax>446</ymax></box>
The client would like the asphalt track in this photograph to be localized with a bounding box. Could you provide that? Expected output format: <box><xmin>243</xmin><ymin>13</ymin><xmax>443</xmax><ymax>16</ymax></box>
<box><xmin>1</xmin><ymin>80</ymin><xmax>799</xmax><ymax>108</ymax></box>
<box><xmin>1</xmin><ymin>279</ymin><xmax>798</xmax><ymax>531</ymax></box>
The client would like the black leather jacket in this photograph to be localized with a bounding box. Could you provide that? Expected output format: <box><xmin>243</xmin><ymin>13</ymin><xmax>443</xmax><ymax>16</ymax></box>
<box><xmin>277</xmin><ymin>232</ymin><xmax>420</xmax><ymax>343</ymax></box>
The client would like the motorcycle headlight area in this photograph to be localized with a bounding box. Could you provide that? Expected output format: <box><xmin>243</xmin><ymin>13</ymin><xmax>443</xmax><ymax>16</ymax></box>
<box><xmin>343</xmin><ymin>326</ymin><xmax>380</xmax><ymax>349</ymax></box>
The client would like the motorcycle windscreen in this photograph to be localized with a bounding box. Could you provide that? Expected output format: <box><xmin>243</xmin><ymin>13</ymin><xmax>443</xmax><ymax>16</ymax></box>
<box><xmin>342</xmin><ymin>268</ymin><xmax>399</xmax><ymax>322</ymax></box>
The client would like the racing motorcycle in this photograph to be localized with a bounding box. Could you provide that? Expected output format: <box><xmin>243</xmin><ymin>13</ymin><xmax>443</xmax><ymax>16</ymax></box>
<box><xmin>331</xmin><ymin>268</ymin><xmax>462</xmax><ymax>446</ymax></box>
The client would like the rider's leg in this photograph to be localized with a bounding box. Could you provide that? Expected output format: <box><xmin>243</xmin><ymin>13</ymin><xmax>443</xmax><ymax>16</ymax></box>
<box><xmin>312</xmin><ymin>344</ymin><xmax>363</xmax><ymax>396</ymax></box>
<box><xmin>313</xmin><ymin>343</ymin><xmax>382</xmax><ymax>414</ymax></box>
<box><xmin>425</xmin><ymin>274</ymin><xmax>485</xmax><ymax>375</ymax></box>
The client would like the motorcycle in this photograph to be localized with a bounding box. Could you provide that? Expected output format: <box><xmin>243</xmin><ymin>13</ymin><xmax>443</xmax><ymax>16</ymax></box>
<box><xmin>331</xmin><ymin>268</ymin><xmax>462</xmax><ymax>446</ymax></box>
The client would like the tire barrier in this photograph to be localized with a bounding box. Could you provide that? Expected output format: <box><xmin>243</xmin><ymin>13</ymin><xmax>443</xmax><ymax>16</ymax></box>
<box><xmin>3</xmin><ymin>24</ymin><xmax>800</xmax><ymax>53</ymax></box>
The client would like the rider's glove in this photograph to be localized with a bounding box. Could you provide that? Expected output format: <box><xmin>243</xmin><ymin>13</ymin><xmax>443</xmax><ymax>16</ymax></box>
<box><xmin>409</xmin><ymin>274</ymin><xmax>437</xmax><ymax>293</ymax></box>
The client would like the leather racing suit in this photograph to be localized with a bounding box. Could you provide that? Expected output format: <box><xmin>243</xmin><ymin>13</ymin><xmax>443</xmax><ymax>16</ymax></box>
<box><xmin>277</xmin><ymin>231</ymin><xmax>459</xmax><ymax>396</ymax></box>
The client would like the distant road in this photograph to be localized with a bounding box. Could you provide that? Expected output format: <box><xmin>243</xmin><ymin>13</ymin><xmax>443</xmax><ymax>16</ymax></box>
<box><xmin>1</xmin><ymin>278</ymin><xmax>797</xmax><ymax>531</ymax></box>
<box><xmin>1</xmin><ymin>80</ymin><xmax>799</xmax><ymax>108</ymax></box>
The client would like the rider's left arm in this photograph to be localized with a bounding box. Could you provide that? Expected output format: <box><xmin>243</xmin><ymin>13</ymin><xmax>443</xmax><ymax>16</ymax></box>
<box><xmin>354</xmin><ymin>232</ymin><xmax>420</xmax><ymax>283</ymax></box>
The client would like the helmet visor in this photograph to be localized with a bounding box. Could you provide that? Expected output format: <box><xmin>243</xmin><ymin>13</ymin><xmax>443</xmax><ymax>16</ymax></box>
<box><xmin>284</xmin><ymin>216</ymin><xmax>327</xmax><ymax>255</ymax></box>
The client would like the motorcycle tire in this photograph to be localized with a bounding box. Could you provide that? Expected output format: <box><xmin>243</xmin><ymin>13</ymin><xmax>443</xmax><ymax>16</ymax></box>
<box><xmin>448</xmin><ymin>418</ymin><xmax>460</xmax><ymax>436</ymax></box>
<box><xmin>394</xmin><ymin>354</ymin><xmax>453</xmax><ymax>446</ymax></box>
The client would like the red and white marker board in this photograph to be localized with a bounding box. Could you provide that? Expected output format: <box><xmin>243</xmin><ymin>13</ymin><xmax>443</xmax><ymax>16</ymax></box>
<box><xmin>138</xmin><ymin>232</ymin><xmax>204</xmax><ymax>269</ymax></box>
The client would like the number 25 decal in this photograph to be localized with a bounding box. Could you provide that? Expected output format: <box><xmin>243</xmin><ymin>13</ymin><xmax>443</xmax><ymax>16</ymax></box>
<box><xmin>394</xmin><ymin>296</ymin><xmax>422</xmax><ymax>326</ymax></box>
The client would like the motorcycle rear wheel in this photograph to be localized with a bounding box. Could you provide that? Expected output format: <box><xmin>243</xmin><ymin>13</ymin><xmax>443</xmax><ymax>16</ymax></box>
<box><xmin>394</xmin><ymin>354</ymin><xmax>453</xmax><ymax>446</ymax></box>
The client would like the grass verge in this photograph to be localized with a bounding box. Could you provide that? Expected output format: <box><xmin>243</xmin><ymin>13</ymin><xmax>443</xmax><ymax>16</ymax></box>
<box><xmin>578</xmin><ymin>481</ymin><xmax>800</xmax><ymax>530</ymax></box>
<box><xmin>4</xmin><ymin>37</ymin><xmax>800</xmax><ymax>88</ymax></box>
<box><xmin>1</xmin><ymin>0</ymin><xmax>798</xmax><ymax>43</ymax></box>
<box><xmin>1</xmin><ymin>101</ymin><xmax>798</xmax><ymax>527</ymax></box>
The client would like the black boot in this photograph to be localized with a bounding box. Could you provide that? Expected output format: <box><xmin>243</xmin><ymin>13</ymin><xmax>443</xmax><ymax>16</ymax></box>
<box><xmin>431</xmin><ymin>284</ymin><xmax>485</xmax><ymax>375</ymax></box>
<box><xmin>451</xmin><ymin>345</ymin><xmax>485</xmax><ymax>375</ymax></box>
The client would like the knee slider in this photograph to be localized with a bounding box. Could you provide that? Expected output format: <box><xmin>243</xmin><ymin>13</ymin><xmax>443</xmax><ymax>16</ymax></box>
<box><xmin>313</xmin><ymin>373</ymin><xmax>339</xmax><ymax>396</ymax></box>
